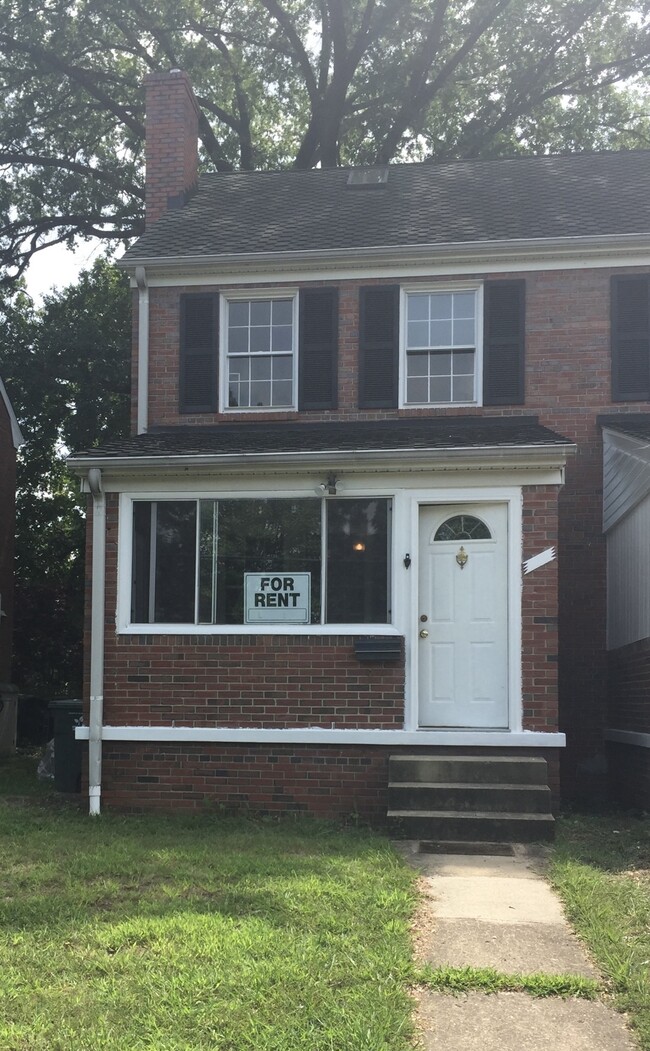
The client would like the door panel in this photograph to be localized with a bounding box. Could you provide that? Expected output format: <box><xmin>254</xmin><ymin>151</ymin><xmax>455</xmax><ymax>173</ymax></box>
<box><xmin>418</xmin><ymin>504</ymin><xmax>509</xmax><ymax>728</ymax></box>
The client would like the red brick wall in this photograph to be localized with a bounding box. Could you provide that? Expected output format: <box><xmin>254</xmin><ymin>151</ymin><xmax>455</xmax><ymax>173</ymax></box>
<box><xmin>99</xmin><ymin>743</ymin><xmax>561</xmax><ymax>821</ymax></box>
<box><xmin>0</xmin><ymin>399</ymin><xmax>16</xmax><ymax>683</ymax></box>
<box><xmin>144</xmin><ymin>71</ymin><xmax>199</xmax><ymax>228</ymax></box>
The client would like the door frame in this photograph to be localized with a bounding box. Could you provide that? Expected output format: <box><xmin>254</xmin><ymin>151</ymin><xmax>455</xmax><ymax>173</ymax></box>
<box><xmin>402</xmin><ymin>486</ymin><xmax>523</xmax><ymax>735</ymax></box>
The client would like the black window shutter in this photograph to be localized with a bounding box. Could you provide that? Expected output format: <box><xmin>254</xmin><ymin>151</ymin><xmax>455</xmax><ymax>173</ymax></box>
<box><xmin>299</xmin><ymin>288</ymin><xmax>338</xmax><ymax>410</ymax></box>
<box><xmin>611</xmin><ymin>275</ymin><xmax>650</xmax><ymax>401</ymax></box>
<box><xmin>483</xmin><ymin>280</ymin><xmax>525</xmax><ymax>406</ymax></box>
<box><xmin>179</xmin><ymin>293</ymin><xmax>218</xmax><ymax>413</ymax></box>
<box><xmin>358</xmin><ymin>285</ymin><xmax>399</xmax><ymax>409</ymax></box>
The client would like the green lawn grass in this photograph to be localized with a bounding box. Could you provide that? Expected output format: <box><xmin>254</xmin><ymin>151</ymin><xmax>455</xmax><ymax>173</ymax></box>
<box><xmin>0</xmin><ymin>758</ymin><xmax>418</xmax><ymax>1051</ymax></box>
<box><xmin>550</xmin><ymin>811</ymin><xmax>650</xmax><ymax>1049</ymax></box>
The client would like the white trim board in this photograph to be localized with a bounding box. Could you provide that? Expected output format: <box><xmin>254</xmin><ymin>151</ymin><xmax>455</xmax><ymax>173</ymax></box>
<box><xmin>75</xmin><ymin>725</ymin><xmax>565</xmax><ymax>747</ymax></box>
<box><xmin>605</xmin><ymin>728</ymin><xmax>650</xmax><ymax>750</ymax></box>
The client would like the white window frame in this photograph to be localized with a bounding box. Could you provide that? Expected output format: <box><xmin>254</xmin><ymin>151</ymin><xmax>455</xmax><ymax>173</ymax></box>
<box><xmin>399</xmin><ymin>282</ymin><xmax>484</xmax><ymax>408</ymax></box>
<box><xmin>118</xmin><ymin>487</ymin><xmax>398</xmax><ymax>636</ymax></box>
<box><xmin>220</xmin><ymin>288</ymin><xmax>299</xmax><ymax>413</ymax></box>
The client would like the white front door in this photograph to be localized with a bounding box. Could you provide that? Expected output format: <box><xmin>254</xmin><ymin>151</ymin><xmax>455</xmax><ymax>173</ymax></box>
<box><xmin>418</xmin><ymin>503</ymin><xmax>509</xmax><ymax>728</ymax></box>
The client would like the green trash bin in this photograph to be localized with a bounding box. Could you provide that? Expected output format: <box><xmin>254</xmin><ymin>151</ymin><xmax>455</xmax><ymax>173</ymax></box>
<box><xmin>49</xmin><ymin>699</ymin><xmax>83</xmax><ymax>793</ymax></box>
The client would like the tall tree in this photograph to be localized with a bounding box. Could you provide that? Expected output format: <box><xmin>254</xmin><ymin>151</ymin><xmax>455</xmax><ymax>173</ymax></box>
<box><xmin>0</xmin><ymin>260</ymin><xmax>130</xmax><ymax>694</ymax></box>
<box><xmin>1</xmin><ymin>0</ymin><xmax>649</xmax><ymax>281</ymax></box>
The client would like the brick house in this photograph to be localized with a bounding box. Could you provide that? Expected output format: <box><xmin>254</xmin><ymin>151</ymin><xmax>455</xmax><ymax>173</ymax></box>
<box><xmin>0</xmin><ymin>378</ymin><xmax>23</xmax><ymax>752</ymax></box>
<box><xmin>70</xmin><ymin>71</ymin><xmax>650</xmax><ymax>825</ymax></box>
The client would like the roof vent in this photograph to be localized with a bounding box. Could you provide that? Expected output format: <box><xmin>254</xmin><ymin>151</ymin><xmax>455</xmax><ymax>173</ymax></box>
<box><xmin>346</xmin><ymin>167</ymin><xmax>389</xmax><ymax>189</ymax></box>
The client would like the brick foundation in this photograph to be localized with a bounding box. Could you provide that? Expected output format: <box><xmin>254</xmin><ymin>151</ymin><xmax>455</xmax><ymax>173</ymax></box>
<box><xmin>96</xmin><ymin>743</ymin><xmax>561</xmax><ymax>822</ymax></box>
<box><xmin>607</xmin><ymin>637</ymin><xmax>650</xmax><ymax>808</ymax></box>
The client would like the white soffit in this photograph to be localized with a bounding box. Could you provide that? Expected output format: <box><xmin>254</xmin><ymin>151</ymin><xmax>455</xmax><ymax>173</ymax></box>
<box><xmin>603</xmin><ymin>428</ymin><xmax>650</xmax><ymax>531</ymax></box>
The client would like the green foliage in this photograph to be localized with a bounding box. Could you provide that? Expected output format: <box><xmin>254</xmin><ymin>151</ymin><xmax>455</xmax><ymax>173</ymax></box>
<box><xmin>551</xmin><ymin>812</ymin><xmax>650</xmax><ymax>1048</ymax></box>
<box><xmin>418</xmin><ymin>963</ymin><xmax>599</xmax><ymax>998</ymax></box>
<box><xmin>0</xmin><ymin>800</ymin><xmax>417</xmax><ymax>1050</ymax></box>
<box><xmin>0</xmin><ymin>260</ymin><xmax>130</xmax><ymax>695</ymax></box>
<box><xmin>2</xmin><ymin>0</ymin><xmax>650</xmax><ymax>279</ymax></box>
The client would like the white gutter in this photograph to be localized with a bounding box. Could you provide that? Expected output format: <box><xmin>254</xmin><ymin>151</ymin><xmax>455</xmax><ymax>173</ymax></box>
<box><xmin>118</xmin><ymin>231</ymin><xmax>650</xmax><ymax>277</ymax></box>
<box><xmin>68</xmin><ymin>442</ymin><xmax>574</xmax><ymax>475</ymax></box>
<box><xmin>87</xmin><ymin>467</ymin><xmax>105</xmax><ymax>816</ymax></box>
<box><xmin>135</xmin><ymin>266</ymin><xmax>149</xmax><ymax>434</ymax></box>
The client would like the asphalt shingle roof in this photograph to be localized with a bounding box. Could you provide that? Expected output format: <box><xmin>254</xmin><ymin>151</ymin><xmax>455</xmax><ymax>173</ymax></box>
<box><xmin>123</xmin><ymin>151</ymin><xmax>650</xmax><ymax>262</ymax></box>
<box><xmin>70</xmin><ymin>415</ymin><xmax>570</xmax><ymax>464</ymax></box>
<box><xmin>599</xmin><ymin>413</ymin><xmax>650</xmax><ymax>440</ymax></box>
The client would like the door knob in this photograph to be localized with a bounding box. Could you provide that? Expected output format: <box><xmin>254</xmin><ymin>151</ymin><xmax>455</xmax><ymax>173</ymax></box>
<box><xmin>419</xmin><ymin>629</ymin><xmax>429</xmax><ymax>638</ymax></box>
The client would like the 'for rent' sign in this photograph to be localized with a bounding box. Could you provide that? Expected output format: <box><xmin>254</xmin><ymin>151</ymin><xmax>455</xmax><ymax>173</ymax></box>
<box><xmin>244</xmin><ymin>573</ymin><xmax>311</xmax><ymax>624</ymax></box>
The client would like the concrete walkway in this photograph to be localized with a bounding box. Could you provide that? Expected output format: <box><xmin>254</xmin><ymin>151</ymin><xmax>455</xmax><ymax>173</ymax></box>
<box><xmin>397</xmin><ymin>843</ymin><xmax>639</xmax><ymax>1051</ymax></box>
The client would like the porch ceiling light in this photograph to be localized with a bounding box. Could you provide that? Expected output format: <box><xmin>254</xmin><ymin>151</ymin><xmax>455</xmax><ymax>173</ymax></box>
<box><xmin>316</xmin><ymin>473</ymin><xmax>338</xmax><ymax>496</ymax></box>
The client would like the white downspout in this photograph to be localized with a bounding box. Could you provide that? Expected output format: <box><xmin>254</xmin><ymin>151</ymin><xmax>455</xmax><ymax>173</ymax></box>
<box><xmin>87</xmin><ymin>467</ymin><xmax>105</xmax><ymax>816</ymax></box>
<box><xmin>136</xmin><ymin>266</ymin><xmax>149</xmax><ymax>434</ymax></box>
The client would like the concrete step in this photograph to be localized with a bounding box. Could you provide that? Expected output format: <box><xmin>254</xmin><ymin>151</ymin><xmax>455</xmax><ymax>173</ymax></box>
<box><xmin>387</xmin><ymin>809</ymin><xmax>555</xmax><ymax>842</ymax></box>
<box><xmin>418</xmin><ymin>840</ymin><xmax>517</xmax><ymax>856</ymax></box>
<box><xmin>388</xmin><ymin>781</ymin><xmax>552</xmax><ymax>813</ymax></box>
<box><xmin>388</xmin><ymin>754</ymin><xmax>548</xmax><ymax>785</ymax></box>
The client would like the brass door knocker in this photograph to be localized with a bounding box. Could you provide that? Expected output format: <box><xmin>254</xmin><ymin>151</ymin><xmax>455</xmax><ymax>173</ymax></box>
<box><xmin>456</xmin><ymin>546</ymin><xmax>468</xmax><ymax>569</ymax></box>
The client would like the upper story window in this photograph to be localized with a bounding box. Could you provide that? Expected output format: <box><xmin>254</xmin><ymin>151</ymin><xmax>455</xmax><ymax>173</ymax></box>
<box><xmin>225</xmin><ymin>295</ymin><xmax>297</xmax><ymax>409</ymax></box>
<box><xmin>179</xmin><ymin>288</ymin><xmax>338</xmax><ymax>415</ymax></box>
<box><xmin>404</xmin><ymin>290</ymin><xmax>478</xmax><ymax>405</ymax></box>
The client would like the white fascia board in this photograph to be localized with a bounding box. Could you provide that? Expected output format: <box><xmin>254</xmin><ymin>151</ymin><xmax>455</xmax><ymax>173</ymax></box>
<box><xmin>69</xmin><ymin>443</ymin><xmax>573</xmax><ymax>478</ymax></box>
<box><xmin>0</xmin><ymin>378</ymin><xmax>23</xmax><ymax>449</ymax></box>
<box><xmin>119</xmin><ymin>232</ymin><xmax>650</xmax><ymax>284</ymax></box>
<box><xmin>75</xmin><ymin>724</ymin><xmax>566</xmax><ymax>748</ymax></box>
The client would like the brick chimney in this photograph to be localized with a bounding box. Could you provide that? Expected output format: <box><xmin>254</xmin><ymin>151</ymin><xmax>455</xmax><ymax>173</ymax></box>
<box><xmin>144</xmin><ymin>70</ymin><xmax>199</xmax><ymax>228</ymax></box>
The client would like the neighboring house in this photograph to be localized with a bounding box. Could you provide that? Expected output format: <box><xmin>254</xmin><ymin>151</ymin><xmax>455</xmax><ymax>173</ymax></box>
<box><xmin>601</xmin><ymin>415</ymin><xmax>650</xmax><ymax>808</ymax></box>
<box><xmin>0</xmin><ymin>378</ymin><xmax>23</xmax><ymax>753</ymax></box>
<box><xmin>70</xmin><ymin>71</ymin><xmax>650</xmax><ymax>823</ymax></box>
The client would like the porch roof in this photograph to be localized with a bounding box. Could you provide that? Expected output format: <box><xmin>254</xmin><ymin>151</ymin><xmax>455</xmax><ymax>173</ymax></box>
<box><xmin>69</xmin><ymin>415</ymin><xmax>571</xmax><ymax>470</ymax></box>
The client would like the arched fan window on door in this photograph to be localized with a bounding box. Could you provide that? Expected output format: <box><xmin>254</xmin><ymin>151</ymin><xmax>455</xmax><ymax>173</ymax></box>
<box><xmin>434</xmin><ymin>515</ymin><xmax>491</xmax><ymax>541</ymax></box>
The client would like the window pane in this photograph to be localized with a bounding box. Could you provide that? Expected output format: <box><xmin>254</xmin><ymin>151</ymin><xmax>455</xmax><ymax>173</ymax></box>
<box><xmin>429</xmin><ymin>352</ymin><xmax>451</xmax><ymax>377</ymax></box>
<box><xmin>228</xmin><ymin>327</ymin><xmax>248</xmax><ymax>353</ymax></box>
<box><xmin>407</xmin><ymin>377</ymin><xmax>428</xmax><ymax>403</ymax></box>
<box><xmin>453</xmin><ymin>292</ymin><xmax>475</xmax><ymax>318</ymax></box>
<box><xmin>454</xmin><ymin>351</ymin><xmax>475</xmax><ymax>375</ymax></box>
<box><xmin>271</xmin><ymin>325</ymin><xmax>293</xmax><ymax>352</ymax></box>
<box><xmin>407</xmin><ymin>294</ymin><xmax>429</xmax><ymax>321</ymax></box>
<box><xmin>453</xmin><ymin>318</ymin><xmax>474</xmax><ymax>346</ymax></box>
<box><xmin>273</xmin><ymin>355</ymin><xmax>293</xmax><ymax>379</ymax></box>
<box><xmin>407</xmin><ymin>352</ymin><xmax>428</xmax><ymax>377</ymax></box>
<box><xmin>407</xmin><ymin>320</ymin><xmax>429</xmax><ymax>348</ymax></box>
<box><xmin>251</xmin><ymin>356</ymin><xmax>272</xmax><ymax>380</ymax></box>
<box><xmin>429</xmin><ymin>293</ymin><xmax>452</xmax><ymax>320</ymax></box>
<box><xmin>272</xmin><ymin>380</ymin><xmax>293</xmax><ymax>405</ymax></box>
<box><xmin>154</xmin><ymin>502</ymin><xmax>197</xmax><ymax>622</ymax></box>
<box><xmin>430</xmin><ymin>376</ymin><xmax>452</xmax><ymax>402</ymax></box>
<box><xmin>453</xmin><ymin>374</ymin><xmax>475</xmax><ymax>402</ymax></box>
<box><xmin>131</xmin><ymin>502</ymin><xmax>152</xmax><ymax>622</ymax></box>
<box><xmin>216</xmin><ymin>500</ymin><xmax>321</xmax><ymax>623</ymax></box>
<box><xmin>250</xmin><ymin>380</ymin><xmax>271</xmax><ymax>406</ymax></box>
<box><xmin>198</xmin><ymin>500</ymin><xmax>217</xmax><ymax>623</ymax></box>
<box><xmin>229</xmin><ymin>301</ymin><xmax>249</xmax><ymax>326</ymax></box>
<box><xmin>429</xmin><ymin>319</ymin><xmax>452</xmax><ymax>346</ymax></box>
<box><xmin>326</xmin><ymin>499</ymin><xmax>390</xmax><ymax>623</ymax></box>
<box><xmin>250</xmin><ymin>326</ymin><xmax>271</xmax><ymax>353</ymax></box>
<box><xmin>250</xmin><ymin>299</ymin><xmax>271</xmax><ymax>325</ymax></box>
<box><xmin>272</xmin><ymin>299</ymin><xmax>293</xmax><ymax>325</ymax></box>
